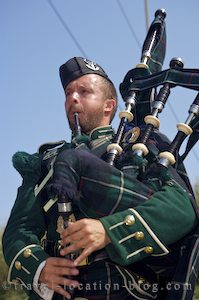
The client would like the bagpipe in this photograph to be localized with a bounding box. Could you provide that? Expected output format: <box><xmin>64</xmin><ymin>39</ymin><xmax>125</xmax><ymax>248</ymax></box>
<box><xmin>45</xmin><ymin>9</ymin><xmax>199</xmax><ymax>300</ymax></box>
<box><xmin>49</xmin><ymin>8</ymin><xmax>199</xmax><ymax>218</ymax></box>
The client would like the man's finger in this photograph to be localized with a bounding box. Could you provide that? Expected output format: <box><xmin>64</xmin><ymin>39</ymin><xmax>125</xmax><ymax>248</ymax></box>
<box><xmin>53</xmin><ymin>284</ymin><xmax>73</xmax><ymax>300</ymax></box>
<box><xmin>74</xmin><ymin>247</ymin><xmax>93</xmax><ymax>266</ymax></box>
<box><xmin>60</xmin><ymin>235</ymin><xmax>90</xmax><ymax>256</ymax></box>
<box><xmin>47</xmin><ymin>257</ymin><xmax>77</xmax><ymax>267</ymax></box>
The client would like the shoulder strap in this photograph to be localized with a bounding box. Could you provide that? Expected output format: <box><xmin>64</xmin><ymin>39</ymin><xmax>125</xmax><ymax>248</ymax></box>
<box><xmin>38</xmin><ymin>140</ymin><xmax>66</xmax><ymax>154</ymax></box>
<box><xmin>35</xmin><ymin>141</ymin><xmax>68</xmax><ymax>197</ymax></box>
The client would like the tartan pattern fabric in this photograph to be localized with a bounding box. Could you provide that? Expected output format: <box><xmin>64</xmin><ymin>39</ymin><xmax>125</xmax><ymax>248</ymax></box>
<box><xmin>46</xmin><ymin>127</ymin><xmax>194</xmax><ymax>219</ymax></box>
<box><xmin>47</xmin><ymin>148</ymin><xmax>154</xmax><ymax>218</ymax></box>
<box><xmin>130</xmin><ymin>68</ymin><xmax>199</xmax><ymax>92</ymax></box>
<box><xmin>73</xmin><ymin>261</ymin><xmax>158</xmax><ymax>299</ymax></box>
<box><xmin>46</xmin><ymin>128</ymin><xmax>168</xmax><ymax>218</ymax></box>
<box><xmin>119</xmin><ymin>67</ymin><xmax>153</xmax><ymax>126</ymax></box>
<box><xmin>165</xmin><ymin>226</ymin><xmax>199</xmax><ymax>300</ymax></box>
<box><xmin>119</xmin><ymin>9</ymin><xmax>166</xmax><ymax>84</ymax></box>
<box><xmin>141</xmin><ymin>11</ymin><xmax>166</xmax><ymax>75</ymax></box>
<box><xmin>52</xmin><ymin>260</ymin><xmax>159</xmax><ymax>300</ymax></box>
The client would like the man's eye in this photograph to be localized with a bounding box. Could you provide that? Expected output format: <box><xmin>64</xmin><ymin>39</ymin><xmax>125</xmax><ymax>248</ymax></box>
<box><xmin>65</xmin><ymin>90</ymin><xmax>71</xmax><ymax>97</ymax></box>
<box><xmin>81</xmin><ymin>88</ymin><xmax>87</xmax><ymax>94</ymax></box>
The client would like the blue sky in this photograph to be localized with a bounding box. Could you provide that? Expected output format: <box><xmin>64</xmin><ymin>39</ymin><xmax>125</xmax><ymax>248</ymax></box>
<box><xmin>1</xmin><ymin>0</ymin><xmax>199</xmax><ymax>226</ymax></box>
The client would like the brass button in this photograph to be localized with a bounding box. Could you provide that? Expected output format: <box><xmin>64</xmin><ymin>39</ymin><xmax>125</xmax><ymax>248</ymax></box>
<box><xmin>124</xmin><ymin>215</ymin><xmax>135</xmax><ymax>226</ymax></box>
<box><xmin>23</xmin><ymin>248</ymin><xmax>32</xmax><ymax>258</ymax></box>
<box><xmin>15</xmin><ymin>261</ymin><xmax>22</xmax><ymax>270</ymax></box>
<box><xmin>135</xmin><ymin>231</ymin><xmax>144</xmax><ymax>240</ymax></box>
<box><xmin>144</xmin><ymin>246</ymin><xmax>154</xmax><ymax>254</ymax></box>
<box><xmin>138</xmin><ymin>277</ymin><xmax>145</xmax><ymax>284</ymax></box>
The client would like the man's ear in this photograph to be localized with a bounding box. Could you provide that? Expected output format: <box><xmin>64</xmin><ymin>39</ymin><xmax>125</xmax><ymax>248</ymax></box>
<box><xmin>104</xmin><ymin>99</ymin><xmax>116</xmax><ymax>115</ymax></box>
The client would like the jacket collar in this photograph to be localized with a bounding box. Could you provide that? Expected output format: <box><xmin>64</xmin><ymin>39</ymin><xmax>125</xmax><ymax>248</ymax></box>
<box><xmin>89</xmin><ymin>125</ymin><xmax>114</xmax><ymax>141</ymax></box>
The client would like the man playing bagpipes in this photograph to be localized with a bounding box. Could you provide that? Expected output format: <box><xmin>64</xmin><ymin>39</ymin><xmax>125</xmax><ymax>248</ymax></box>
<box><xmin>43</xmin><ymin>57</ymin><xmax>199</xmax><ymax>300</ymax></box>
<box><xmin>3</xmin><ymin>9</ymin><xmax>199</xmax><ymax>300</ymax></box>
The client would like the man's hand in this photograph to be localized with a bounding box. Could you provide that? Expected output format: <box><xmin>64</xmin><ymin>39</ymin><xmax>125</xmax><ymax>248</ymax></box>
<box><xmin>39</xmin><ymin>257</ymin><xmax>79</xmax><ymax>299</ymax></box>
<box><xmin>60</xmin><ymin>218</ymin><xmax>111</xmax><ymax>266</ymax></box>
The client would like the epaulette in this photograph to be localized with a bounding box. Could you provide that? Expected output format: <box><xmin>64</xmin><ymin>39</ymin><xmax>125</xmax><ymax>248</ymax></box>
<box><xmin>38</xmin><ymin>140</ymin><xmax>66</xmax><ymax>154</ymax></box>
<box><xmin>34</xmin><ymin>140</ymin><xmax>67</xmax><ymax>198</ymax></box>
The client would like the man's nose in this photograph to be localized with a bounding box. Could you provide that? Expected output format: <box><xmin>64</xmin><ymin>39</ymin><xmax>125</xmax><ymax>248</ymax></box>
<box><xmin>70</xmin><ymin>91</ymin><xmax>80</xmax><ymax>104</ymax></box>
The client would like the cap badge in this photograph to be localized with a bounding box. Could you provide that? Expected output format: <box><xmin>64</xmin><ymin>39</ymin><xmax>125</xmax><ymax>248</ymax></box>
<box><xmin>84</xmin><ymin>58</ymin><xmax>100</xmax><ymax>71</ymax></box>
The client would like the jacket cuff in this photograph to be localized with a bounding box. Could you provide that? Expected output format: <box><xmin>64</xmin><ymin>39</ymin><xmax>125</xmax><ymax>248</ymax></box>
<box><xmin>7</xmin><ymin>244</ymin><xmax>49</xmax><ymax>288</ymax></box>
<box><xmin>101</xmin><ymin>208</ymin><xmax>169</xmax><ymax>266</ymax></box>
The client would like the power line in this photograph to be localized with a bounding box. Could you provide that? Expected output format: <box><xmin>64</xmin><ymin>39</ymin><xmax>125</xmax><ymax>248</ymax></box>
<box><xmin>47</xmin><ymin>0</ymin><xmax>87</xmax><ymax>58</ymax></box>
<box><xmin>115</xmin><ymin>0</ymin><xmax>142</xmax><ymax>111</ymax></box>
<box><xmin>46</xmin><ymin>0</ymin><xmax>124</xmax><ymax>112</ymax></box>
<box><xmin>116</xmin><ymin>0</ymin><xmax>142</xmax><ymax>50</ymax></box>
<box><xmin>144</xmin><ymin>0</ymin><xmax>149</xmax><ymax>32</ymax></box>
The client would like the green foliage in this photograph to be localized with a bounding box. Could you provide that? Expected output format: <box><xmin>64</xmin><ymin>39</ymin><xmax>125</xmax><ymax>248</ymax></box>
<box><xmin>194</xmin><ymin>283</ymin><xmax>199</xmax><ymax>299</ymax></box>
<box><xmin>195</xmin><ymin>182</ymin><xmax>199</xmax><ymax>204</ymax></box>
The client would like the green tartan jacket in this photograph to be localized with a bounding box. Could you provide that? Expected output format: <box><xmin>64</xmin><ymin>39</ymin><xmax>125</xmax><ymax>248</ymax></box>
<box><xmin>2</xmin><ymin>125</ymin><xmax>198</xmax><ymax>299</ymax></box>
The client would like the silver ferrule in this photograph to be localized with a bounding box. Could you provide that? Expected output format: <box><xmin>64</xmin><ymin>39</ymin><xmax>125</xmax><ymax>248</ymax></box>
<box><xmin>142</xmin><ymin>50</ymin><xmax>151</xmax><ymax>61</ymax></box>
<box><xmin>188</xmin><ymin>104</ymin><xmax>199</xmax><ymax>116</ymax></box>
<box><xmin>58</xmin><ymin>202</ymin><xmax>72</xmax><ymax>213</ymax></box>
<box><xmin>153</xmin><ymin>101</ymin><xmax>164</xmax><ymax>113</ymax></box>
<box><xmin>133</xmin><ymin>149</ymin><xmax>144</xmax><ymax>157</ymax></box>
<box><xmin>159</xmin><ymin>157</ymin><xmax>170</xmax><ymax>168</ymax></box>
<box><xmin>110</xmin><ymin>148</ymin><xmax>119</xmax><ymax>156</ymax></box>
<box><xmin>125</xmin><ymin>91</ymin><xmax>137</xmax><ymax>107</ymax></box>
<box><xmin>185</xmin><ymin>113</ymin><xmax>195</xmax><ymax>125</ymax></box>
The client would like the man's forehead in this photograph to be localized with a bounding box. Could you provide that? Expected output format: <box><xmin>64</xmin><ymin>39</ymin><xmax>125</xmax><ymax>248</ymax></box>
<box><xmin>65</xmin><ymin>73</ymin><xmax>102</xmax><ymax>90</ymax></box>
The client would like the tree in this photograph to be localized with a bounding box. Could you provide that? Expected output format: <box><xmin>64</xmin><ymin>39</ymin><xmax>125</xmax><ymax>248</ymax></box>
<box><xmin>195</xmin><ymin>182</ymin><xmax>199</xmax><ymax>205</ymax></box>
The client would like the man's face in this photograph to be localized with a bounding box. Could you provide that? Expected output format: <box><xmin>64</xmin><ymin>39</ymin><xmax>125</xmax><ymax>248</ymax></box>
<box><xmin>65</xmin><ymin>74</ymin><xmax>109</xmax><ymax>133</ymax></box>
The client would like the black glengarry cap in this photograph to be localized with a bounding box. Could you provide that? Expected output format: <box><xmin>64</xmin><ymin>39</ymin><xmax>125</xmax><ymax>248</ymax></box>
<box><xmin>59</xmin><ymin>57</ymin><xmax>112</xmax><ymax>90</ymax></box>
